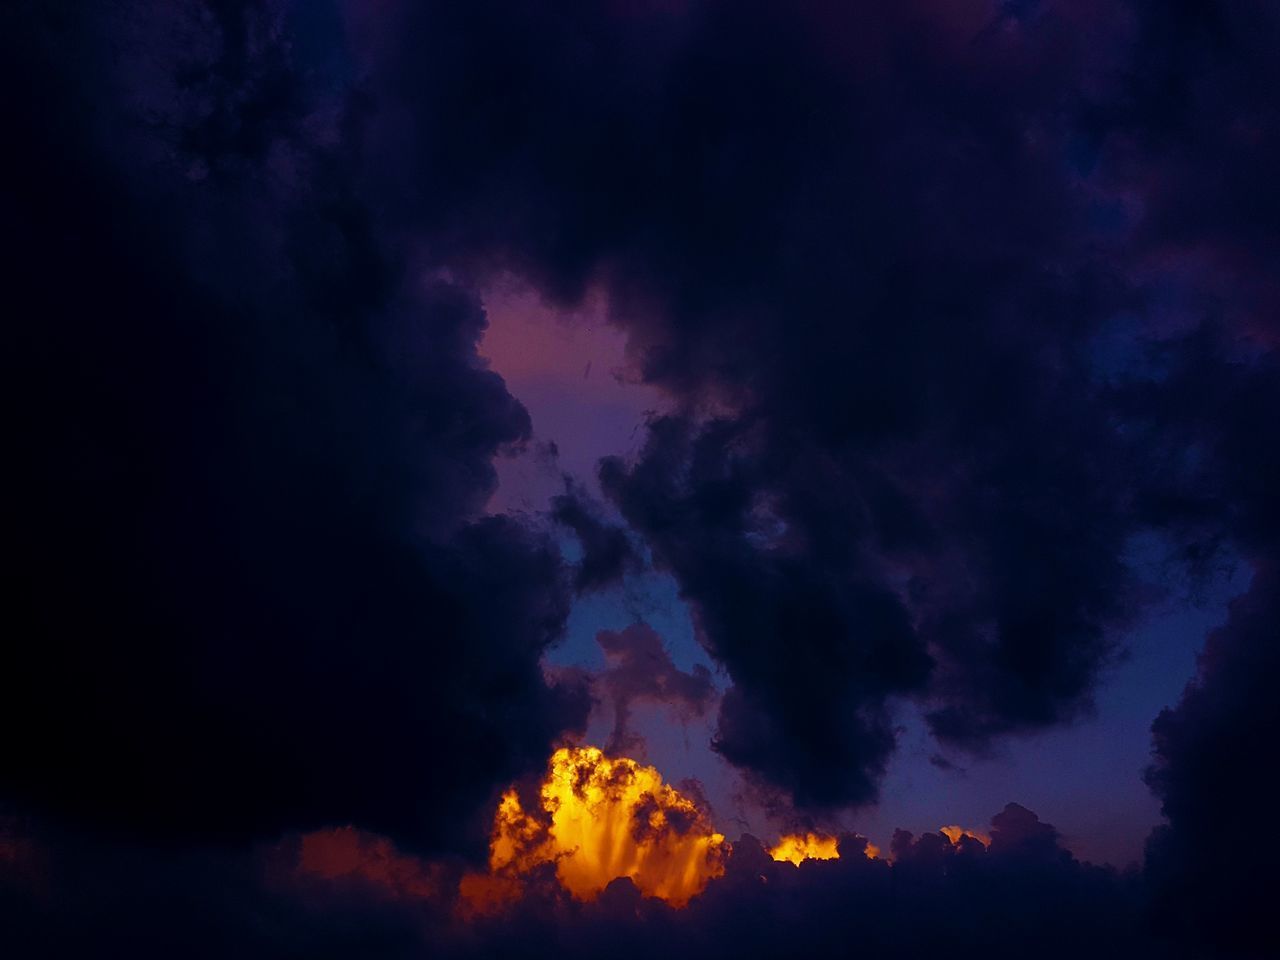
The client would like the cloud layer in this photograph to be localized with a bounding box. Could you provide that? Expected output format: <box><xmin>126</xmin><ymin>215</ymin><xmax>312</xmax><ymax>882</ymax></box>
<box><xmin>3</xmin><ymin>1</ymin><xmax>1278</xmax><ymax>957</ymax></box>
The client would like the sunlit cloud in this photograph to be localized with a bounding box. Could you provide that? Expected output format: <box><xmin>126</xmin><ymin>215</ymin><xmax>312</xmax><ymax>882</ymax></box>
<box><xmin>463</xmin><ymin>746</ymin><xmax>726</xmax><ymax>910</ymax></box>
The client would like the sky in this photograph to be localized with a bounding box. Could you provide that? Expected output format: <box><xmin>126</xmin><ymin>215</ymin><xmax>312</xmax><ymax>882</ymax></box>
<box><xmin>480</xmin><ymin>286</ymin><xmax>1246</xmax><ymax>869</ymax></box>
<box><xmin>3</xmin><ymin>2</ymin><xmax>1279</xmax><ymax>959</ymax></box>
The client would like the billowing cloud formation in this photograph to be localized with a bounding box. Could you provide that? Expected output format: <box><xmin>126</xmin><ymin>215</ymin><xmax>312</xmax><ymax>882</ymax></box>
<box><xmin>1106</xmin><ymin>10</ymin><xmax>1280</xmax><ymax>948</ymax></box>
<box><xmin>1134</xmin><ymin>341</ymin><xmax>1280</xmax><ymax>957</ymax></box>
<box><xmin>2</xmin><ymin>797</ymin><xmax>1161</xmax><ymax>960</ymax></box>
<box><xmin>2</xmin><ymin>0</ymin><xmax>587</xmax><ymax>854</ymax></box>
<box><xmin>328</xmin><ymin>0</ymin><xmax>1149</xmax><ymax>808</ymax></box>
<box><xmin>341</xmin><ymin>0</ymin><xmax>1279</xmax><ymax>838</ymax></box>
<box><xmin>1144</xmin><ymin>570</ymin><xmax>1280</xmax><ymax>957</ymax></box>
<box><xmin>464</xmin><ymin>746</ymin><xmax>726</xmax><ymax>908</ymax></box>
<box><xmin>4</xmin><ymin>1</ymin><xmax>1280</xmax><ymax>957</ymax></box>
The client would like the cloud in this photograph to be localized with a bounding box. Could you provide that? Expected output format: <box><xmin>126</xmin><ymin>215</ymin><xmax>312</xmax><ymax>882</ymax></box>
<box><xmin>0</xmin><ymin>799</ymin><xmax>1163</xmax><ymax>960</ymax></box>
<box><xmin>2</xmin><ymin>0</ymin><xmax>588</xmax><ymax>856</ymax></box>
<box><xmin>323</xmin><ymin>0</ymin><xmax>1148</xmax><ymax>808</ymax></box>
<box><xmin>592</xmin><ymin>622</ymin><xmax>716</xmax><ymax>754</ymax></box>
<box><xmin>4</xmin><ymin>2</ymin><xmax>1280</xmax><ymax>956</ymax></box>
<box><xmin>1144</xmin><ymin>566</ymin><xmax>1279</xmax><ymax>958</ymax></box>
<box><xmin>1100</xmin><ymin>12</ymin><xmax>1280</xmax><ymax>951</ymax></box>
<box><xmin>1132</xmin><ymin>338</ymin><xmax>1280</xmax><ymax>958</ymax></box>
<box><xmin>464</xmin><ymin>746</ymin><xmax>726</xmax><ymax>909</ymax></box>
<box><xmin>552</xmin><ymin>481</ymin><xmax>641</xmax><ymax>593</ymax></box>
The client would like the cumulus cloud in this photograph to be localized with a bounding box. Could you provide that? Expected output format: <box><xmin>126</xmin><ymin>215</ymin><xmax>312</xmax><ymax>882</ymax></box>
<box><xmin>2</xmin><ymin>0</ymin><xmax>588</xmax><ymax>855</ymax></box>
<box><xmin>4</xmin><ymin>2</ymin><xmax>1280</xmax><ymax>957</ymax></box>
<box><xmin>1</xmin><ymin>800</ymin><xmax>1160</xmax><ymax>960</ymax></box>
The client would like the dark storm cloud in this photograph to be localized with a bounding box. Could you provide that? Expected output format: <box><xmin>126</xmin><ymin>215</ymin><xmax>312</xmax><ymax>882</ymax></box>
<box><xmin>345</xmin><ymin>0</ymin><xmax>1278</xmax><ymax>843</ymax></box>
<box><xmin>339</xmin><ymin>3</ymin><xmax>1280</xmax><ymax>948</ymax></box>
<box><xmin>551</xmin><ymin>480</ymin><xmax>641</xmax><ymax>593</ymax></box>
<box><xmin>0</xmin><ymin>802</ymin><xmax>1162</xmax><ymax>960</ymax></box>
<box><xmin>1093</xmin><ymin>7</ymin><xmax>1280</xmax><ymax>954</ymax></box>
<box><xmin>1144</xmin><ymin>566</ymin><xmax>1280</xmax><ymax>960</ymax></box>
<box><xmin>1099</xmin><ymin>1</ymin><xmax>1280</xmax><ymax>344</ymax></box>
<box><xmin>2</xmin><ymin>0</ymin><xmax>587</xmax><ymax>855</ymax></box>
<box><xmin>446</xmin><ymin>805</ymin><xmax>1157</xmax><ymax>960</ymax></box>
<box><xmin>600</xmin><ymin>414</ymin><xmax>933</xmax><ymax>807</ymax></box>
<box><xmin>346</xmin><ymin>0</ymin><xmax>1149</xmax><ymax>806</ymax></box>
<box><xmin>5</xmin><ymin>1</ymin><xmax>1280</xmax><ymax>957</ymax></box>
<box><xmin>0</xmin><ymin>821</ymin><xmax>440</xmax><ymax>960</ymax></box>
<box><xmin>1123</xmin><ymin>337</ymin><xmax>1280</xmax><ymax>958</ymax></box>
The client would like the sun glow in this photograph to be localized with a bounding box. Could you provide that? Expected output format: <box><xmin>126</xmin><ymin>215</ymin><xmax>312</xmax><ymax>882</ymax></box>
<box><xmin>768</xmin><ymin>832</ymin><xmax>841</xmax><ymax>866</ymax></box>
<box><xmin>464</xmin><ymin>746</ymin><xmax>726</xmax><ymax>909</ymax></box>
<box><xmin>940</xmin><ymin>825</ymin><xmax>991</xmax><ymax>846</ymax></box>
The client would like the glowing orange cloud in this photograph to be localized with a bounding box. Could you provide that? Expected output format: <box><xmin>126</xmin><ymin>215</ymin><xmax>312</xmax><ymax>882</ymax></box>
<box><xmin>465</xmin><ymin>746</ymin><xmax>726</xmax><ymax>910</ymax></box>
<box><xmin>940</xmin><ymin>825</ymin><xmax>991</xmax><ymax>847</ymax></box>
<box><xmin>768</xmin><ymin>832</ymin><xmax>841</xmax><ymax>866</ymax></box>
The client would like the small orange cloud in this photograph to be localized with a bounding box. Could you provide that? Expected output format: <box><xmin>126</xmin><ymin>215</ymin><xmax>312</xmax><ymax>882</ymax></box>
<box><xmin>768</xmin><ymin>832</ymin><xmax>841</xmax><ymax>866</ymax></box>
<box><xmin>939</xmin><ymin>825</ymin><xmax>991</xmax><ymax>847</ymax></box>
